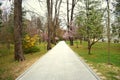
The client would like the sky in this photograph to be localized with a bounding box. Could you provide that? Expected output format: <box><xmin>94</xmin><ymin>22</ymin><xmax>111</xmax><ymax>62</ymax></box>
<box><xmin>0</xmin><ymin>0</ymin><xmax>115</xmax><ymax>29</ymax></box>
<box><xmin>0</xmin><ymin>0</ymin><xmax>114</xmax><ymax>17</ymax></box>
<box><xmin>22</xmin><ymin>0</ymin><xmax>47</xmax><ymax>19</ymax></box>
<box><xmin>22</xmin><ymin>0</ymin><xmax>71</xmax><ymax>29</ymax></box>
<box><xmin>0</xmin><ymin>0</ymin><xmax>10</xmax><ymax>10</ymax></box>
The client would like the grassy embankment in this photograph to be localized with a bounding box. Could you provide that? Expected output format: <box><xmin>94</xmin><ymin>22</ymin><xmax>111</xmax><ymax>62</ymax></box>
<box><xmin>69</xmin><ymin>41</ymin><xmax>120</xmax><ymax>80</ymax></box>
<box><xmin>0</xmin><ymin>42</ymin><xmax>47</xmax><ymax>80</ymax></box>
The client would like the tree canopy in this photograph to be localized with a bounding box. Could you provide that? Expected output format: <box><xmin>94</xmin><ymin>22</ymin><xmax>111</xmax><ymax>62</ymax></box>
<box><xmin>75</xmin><ymin>0</ymin><xmax>104</xmax><ymax>54</ymax></box>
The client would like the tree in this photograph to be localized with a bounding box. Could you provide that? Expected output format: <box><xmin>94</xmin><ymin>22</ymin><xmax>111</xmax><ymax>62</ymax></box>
<box><xmin>67</xmin><ymin>0</ymin><xmax>77</xmax><ymax>46</ymax></box>
<box><xmin>69</xmin><ymin>0</ymin><xmax>76</xmax><ymax>46</ymax></box>
<box><xmin>46</xmin><ymin>0</ymin><xmax>53</xmax><ymax>50</ymax></box>
<box><xmin>115</xmin><ymin>0</ymin><xmax>120</xmax><ymax>26</ymax></box>
<box><xmin>37</xmin><ymin>17</ymin><xmax>43</xmax><ymax>31</ymax></box>
<box><xmin>36</xmin><ymin>17</ymin><xmax>43</xmax><ymax>43</ymax></box>
<box><xmin>46</xmin><ymin>0</ymin><xmax>63</xmax><ymax>45</ymax></box>
<box><xmin>67</xmin><ymin>0</ymin><xmax>69</xmax><ymax>30</ymax></box>
<box><xmin>0</xmin><ymin>3</ymin><xmax>2</xmax><ymax>28</ymax></box>
<box><xmin>0</xmin><ymin>3</ymin><xmax>14</xmax><ymax>52</ymax></box>
<box><xmin>52</xmin><ymin>0</ymin><xmax>62</xmax><ymax>44</ymax></box>
<box><xmin>76</xmin><ymin>0</ymin><xmax>104</xmax><ymax>54</ymax></box>
<box><xmin>1</xmin><ymin>9</ymin><xmax>13</xmax><ymax>49</ymax></box>
<box><xmin>75</xmin><ymin>13</ymin><xmax>86</xmax><ymax>44</ymax></box>
<box><xmin>112</xmin><ymin>0</ymin><xmax>120</xmax><ymax>41</ymax></box>
<box><xmin>106</xmin><ymin>0</ymin><xmax>111</xmax><ymax>64</ymax></box>
<box><xmin>14</xmin><ymin>0</ymin><xmax>25</xmax><ymax>61</ymax></box>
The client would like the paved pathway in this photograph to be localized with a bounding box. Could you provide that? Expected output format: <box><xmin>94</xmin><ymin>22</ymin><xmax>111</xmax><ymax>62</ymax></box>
<box><xmin>16</xmin><ymin>41</ymin><xmax>100</xmax><ymax>80</ymax></box>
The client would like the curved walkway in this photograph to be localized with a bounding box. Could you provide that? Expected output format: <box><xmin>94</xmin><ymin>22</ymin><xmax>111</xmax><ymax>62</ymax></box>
<box><xmin>16</xmin><ymin>41</ymin><xmax>100</xmax><ymax>80</ymax></box>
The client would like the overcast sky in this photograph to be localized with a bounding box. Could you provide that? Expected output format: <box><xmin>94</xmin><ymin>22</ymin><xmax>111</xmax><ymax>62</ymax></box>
<box><xmin>0</xmin><ymin>0</ymin><xmax>115</xmax><ymax>29</ymax></box>
<box><xmin>0</xmin><ymin>0</ymin><xmax>114</xmax><ymax>17</ymax></box>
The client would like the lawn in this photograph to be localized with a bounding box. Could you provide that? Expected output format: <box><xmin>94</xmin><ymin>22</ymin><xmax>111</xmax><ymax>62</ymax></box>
<box><xmin>0</xmin><ymin>41</ymin><xmax>119</xmax><ymax>80</ymax></box>
<box><xmin>69</xmin><ymin>41</ymin><xmax>120</xmax><ymax>80</ymax></box>
<box><xmin>0</xmin><ymin>42</ymin><xmax>47</xmax><ymax>80</ymax></box>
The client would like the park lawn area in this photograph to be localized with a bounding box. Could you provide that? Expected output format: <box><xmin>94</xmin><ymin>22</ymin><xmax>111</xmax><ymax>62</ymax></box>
<box><xmin>70</xmin><ymin>41</ymin><xmax>120</xmax><ymax>80</ymax></box>
<box><xmin>0</xmin><ymin>42</ymin><xmax>47</xmax><ymax>80</ymax></box>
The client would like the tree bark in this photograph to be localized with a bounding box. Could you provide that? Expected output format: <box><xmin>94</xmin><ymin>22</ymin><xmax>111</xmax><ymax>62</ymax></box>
<box><xmin>71</xmin><ymin>0</ymin><xmax>75</xmax><ymax>21</ymax></box>
<box><xmin>47</xmin><ymin>0</ymin><xmax>52</xmax><ymax>50</ymax></box>
<box><xmin>88</xmin><ymin>39</ymin><xmax>91</xmax><ymax>55</ymax></box>
<box><xmin>53</xmin><ymin>0</ymin><xmax>62</xmax><ymax>44</ymax></box>
<box><xmin>69</xmin><ymin>0</ymin><xmax>76</xmax><ymax>46</ymax></box>
<box><xmin>106</xmin><ymin>0</ymin><xmax>111</xmax><ymax>64</ymax></box>
<box><xmin>67</xmin><ymin>0</ymin><xmax>69</xmax><ymax>29</ymax></box>
<box><xmin>69</xmin><ymin>37</ymin><xmax>74</xmax><ymax>46</ymax></box>
<box><xmin>88</xmin><ymin>46</ymin><xmax>91</xmax><ymax>55</ymax></box>
<box><xmin>53</xmin><ymin>0</ymin><xmax>58</xmax><ymax>44</ymax></box>
<box><xmin>14</xmin><ymin>0</ymin><xmax>25</xmax><ymax>61</ymax></box>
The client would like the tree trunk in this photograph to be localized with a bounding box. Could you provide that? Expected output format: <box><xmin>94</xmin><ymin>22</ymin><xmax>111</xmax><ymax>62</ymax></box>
<box><xmin>53</xmin><ymin>0</ymin><xmax>62</xmax><ymax>44</ymax></box>
<box><xmin>52</xmin><ymin>1</ymin><xmax>57</xmax><ymax>45</ymax></box>
<box><xmin>67</xmin><ymin>0</ymin><xmax>69</xmax><ymax>29</ymax></box>
<box><xmin>53</xmin><ymin>28</ymin><xmax>56</xmax><ymax>44</ymax></box>
<box><xmin>88</xmin><ymin>40</ymin><xmax>91</xmax><ymax>55</ymax></box>
<box><xmin>47</xmin><ymin>0</ymin><xmax>52</xmax><ymax>50</ymax></box>
<box><xmin>69</xmin><ymin>37</ymin><xmax>73</xmax><ymax>46</ymax></box>
<box><xmin>106</xmin><ymin>0</ymin><xmax>111</xmax><ymax>64</ymax></box>
<box><xmin>88</xmin><ymin>46</ymin><xmax>91</xmax><ymax>55</ymax></box>
<box><xmin>69</xmin><ymin>0</ymin><xmax>76</xmax><ymax>46</ymax></box>
<box><xmin>70</xmin><ymin>0</ymin><xmax>75</xmax><ymax>21</ymax></box>
<box><xmin>14</xmin><ymin>0</ymin><xmax>25</xmax><ymax>61</ymax></box>
<box><xmin>79</xmin><ymin>37</ymin><xmax>82</xmax><ymax>44</ymax></box>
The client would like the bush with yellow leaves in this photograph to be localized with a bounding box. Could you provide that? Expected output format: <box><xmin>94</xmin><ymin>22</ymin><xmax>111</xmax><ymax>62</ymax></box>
<box><xmin>23</xmin><ymin>34</ymin><xmax>40</xmax><ymax>54</ymax></box>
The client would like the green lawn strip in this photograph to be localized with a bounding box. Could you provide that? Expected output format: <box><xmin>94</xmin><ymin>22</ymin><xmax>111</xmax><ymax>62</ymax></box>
<box><xmin>0</xmin><ymin>42</ymin><xmax>47</xmax><ymax>80</ymax></box>
<box><xmin>69</xmin><ymin>41</ymin><xmax>120</xmax><ymax>80</ymax></box>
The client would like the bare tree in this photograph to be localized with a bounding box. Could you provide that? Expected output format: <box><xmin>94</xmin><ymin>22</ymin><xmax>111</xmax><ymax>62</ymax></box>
<box><xmin>106</xmin><ymin>0</ymin><xmax>111</xmax><ymax>64</ymax></box>
<box><xmin>53</xmin><ymin>0</ymin><xmax>62</xmax><ymax>44</ymax></box>
<box><xmin>67</xmin><ymin>0</ymin><xmax>69</xmax><ymax>29</ymax></box>
<box><xmin>14</xmin><ymin>0</ymin><xmax>25</xmax><ymax>61</ymax></box>
<box><xmin>0</xmin><ymin>3</ymin><xmax>2</xmax><ymax>28</ymax></box>
<box><xmin>46</xmin><ymin>0</ymin><xmax>53</xmax><ymax>50</ymax></box>
<box><xmin>70</xmin><ymin>0</ymin><xmax>76</xmax><ymax>46</ymax></box>
<box><xmin>71</xmin><ymin>0</ymin><xmax>76</xmax><ymax>21</ymax></box>
<box><xmin>67</xmin><ymin>0</ymin><xmax>77</xmax><ymax>46</ymax></box>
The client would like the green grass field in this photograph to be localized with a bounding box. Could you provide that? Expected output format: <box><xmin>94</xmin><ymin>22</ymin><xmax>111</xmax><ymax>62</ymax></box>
<box><xmin>0</xmin><ymin>42</ymin><xmax>47</xmax><ymax>80</ymax></box>
<box><xmin>70</xmin><ymin>41</ymin><xmax>120</xmax><ymax>80</ymax></box>
<box><xmin>0</xmin><ymin>41</ymin><xmax>120</xmax><ymax>80</ymax></box>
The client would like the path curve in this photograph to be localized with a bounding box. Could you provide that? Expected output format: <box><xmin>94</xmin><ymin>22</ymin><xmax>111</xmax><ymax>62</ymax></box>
<box><xmin>16</xmin><ymin>41</ymin><xmax>100</xmax><ymax>80</ymax></box>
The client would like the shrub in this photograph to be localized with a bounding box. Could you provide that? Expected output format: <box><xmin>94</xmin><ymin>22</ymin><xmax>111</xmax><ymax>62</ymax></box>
<box><xmin>24</xmin><ymin>46</ymin><xmax>40</xmax><ymax>54</ymax></box>
<box><xmin>23</xmin><ymin>34</ymin><xmax>40</xmax><ymax>54</ymax></box>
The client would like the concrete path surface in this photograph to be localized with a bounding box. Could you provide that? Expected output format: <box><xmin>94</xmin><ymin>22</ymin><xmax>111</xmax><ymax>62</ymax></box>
<box><xmin>16</xmin><ymin>41</ymin><xmax>100</xmax><ymax>80</ymax></box>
